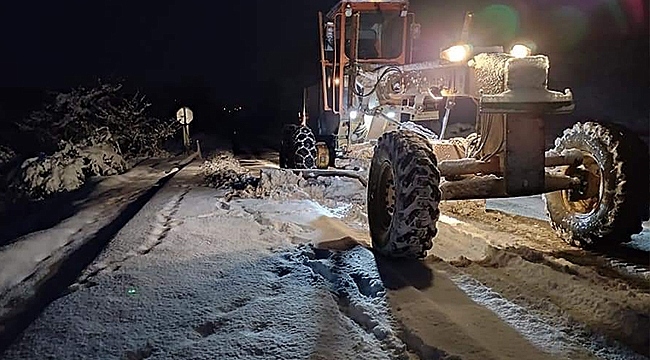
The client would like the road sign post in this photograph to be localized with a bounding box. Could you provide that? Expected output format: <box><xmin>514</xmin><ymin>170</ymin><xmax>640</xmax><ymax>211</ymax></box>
<box><xmin>176</xmin><ymin>107</ymin><xmax>194</xmax><ymax>153</ymax></box>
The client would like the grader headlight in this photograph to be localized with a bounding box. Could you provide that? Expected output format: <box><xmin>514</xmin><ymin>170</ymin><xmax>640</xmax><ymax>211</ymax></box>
<box><xmin>510</xmin><ymin>44</ymin><xmax>532</xmax><ymax>58</ymax></box>
<box><xmin>441</xmin><ymin>44</ymin><xmax>471</xmax><ymax>63</ymax></box>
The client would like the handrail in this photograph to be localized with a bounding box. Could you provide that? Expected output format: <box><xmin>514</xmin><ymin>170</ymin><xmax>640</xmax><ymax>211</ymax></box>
<box><xmin>333</xmin><ymin>13</ymin><xmax>342</xmax><ymax>114</ymax></box>
<box><xmin>318</xmin><ymin>12</ymin><xmax>331</xmax><ymax>111</ymax></box>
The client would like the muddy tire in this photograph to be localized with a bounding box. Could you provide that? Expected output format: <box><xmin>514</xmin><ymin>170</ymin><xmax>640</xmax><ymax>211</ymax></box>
<box><xmin>544</xmin><ymin>122</ymin><xmax>649</xmax><ymax>248</ymax></box>
<box><xmin>279</xmin><ymin>125</ymin><xmax>317</xmax><ymax>169</ymax></box>
<box><xmin>368</xmin><ymin>130</ymin><xmax>442</xmax><ymax>258</ymax></box>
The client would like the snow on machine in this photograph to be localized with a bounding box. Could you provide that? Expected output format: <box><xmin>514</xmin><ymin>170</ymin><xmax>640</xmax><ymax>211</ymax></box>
<box><xmin>279</xmin><ymin>0</ymin><xmax>649</xmax><ymax>257</ymax></box>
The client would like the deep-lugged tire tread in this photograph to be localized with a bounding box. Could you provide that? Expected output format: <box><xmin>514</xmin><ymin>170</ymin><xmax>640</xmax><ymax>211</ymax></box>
<box><xmin>368</xmin><ymin>130</ymin><xmax>441</xmax><ymax>258</ymax></box>
<box><xmin>544</xmin><ymin>121</ymin><xmax>649</xmax><ymax>247</ymax></box>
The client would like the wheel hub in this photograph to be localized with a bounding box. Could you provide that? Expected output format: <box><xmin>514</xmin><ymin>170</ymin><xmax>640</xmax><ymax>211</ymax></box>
<box><xmin>315</xmin><ymin>142</ymin><xmax>330</xmax><ymax>169</ymax></box>
<box><xmin>562</xmin><ymin>153</ymin><xmax>602</xmax><ymax>215</ymax></box>
<box><xmin>374</xmin><ymin>161</ymin><xmax>396</xmax><ymax>246</ymax></box>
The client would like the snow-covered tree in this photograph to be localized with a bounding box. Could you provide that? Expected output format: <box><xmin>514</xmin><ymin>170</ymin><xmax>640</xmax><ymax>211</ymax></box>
<box><xmin>18</xmin><ymin>83</ymin><xmax>179</xmax><ymax>159</ymax></box>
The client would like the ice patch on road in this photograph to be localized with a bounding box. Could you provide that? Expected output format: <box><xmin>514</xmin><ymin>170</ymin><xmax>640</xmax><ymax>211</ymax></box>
<box><xmin>453</xmin><ymin>274</ymin><xmax>647</xmax><ymax>360</ymax></box>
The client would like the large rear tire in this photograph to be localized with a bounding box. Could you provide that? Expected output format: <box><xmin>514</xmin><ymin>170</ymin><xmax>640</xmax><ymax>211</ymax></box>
<box><xmin>544</xmin><ymin>122</ymin><xmax>649</xmax><ymax>248</ymax></box>
<box><xmin>368</xmin><ymin>130</ymin><xmax>442</xmax><ymax>258</ymax></box>
<box><xmin>279</xmin><ymin>125</ymin><xmax>317</xmax><ymax>169</ymax></box>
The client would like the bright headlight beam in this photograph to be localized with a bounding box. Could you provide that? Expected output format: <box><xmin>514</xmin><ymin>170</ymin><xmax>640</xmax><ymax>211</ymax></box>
<box><xmin>349</xmin><ymin>110</ymin><xmax>358</xmax><ymax>120</ymax></box>
<box><xmin>510</xmin><ymin>44</ymin><xmax>532</xmax><ymax>58</ymax></box>
<box><xmin>445</xmin><ymin>45</ymin><xmax>469</xmax><ymax>62</ymax></box>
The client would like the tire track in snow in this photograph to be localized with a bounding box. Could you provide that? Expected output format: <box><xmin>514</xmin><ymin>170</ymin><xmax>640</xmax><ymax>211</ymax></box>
<box><xmin>71</xmin><ymin>190</ymin><xmax>189</xmax><ymax>291</ymax></box>
<box><xmin>481</xmin><ymin>199</ymin><xmax>650</xmax><ymax>281</ymax></box>
<box><xmin>451</xmin><ymin>274</ymin><xmax>647</xmax><ymax>360</ymax></box>
<box><xmin>296</xmin><ymin>245</ymin><xmax>411</xmax><ymax>359</ymax></box>
<box><xmin>579</xmin><ymin>248</ymin><xmax>650</xmax><ymax>281</ymax></box>
<box><xmin>137</xmin><ymin>190</ymin><xmax>188</xmax><ymax>255</ymax></box>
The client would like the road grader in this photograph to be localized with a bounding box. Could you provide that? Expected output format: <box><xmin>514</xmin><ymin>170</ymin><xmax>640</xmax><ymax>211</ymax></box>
<box><xmin>279</xmin><ymin>0</ymin><xmax>649</xmax><ymax>257</ymax></box>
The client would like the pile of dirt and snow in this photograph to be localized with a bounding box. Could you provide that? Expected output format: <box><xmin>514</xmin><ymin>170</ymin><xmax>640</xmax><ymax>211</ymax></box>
<box><xmin>9</xmin><ymin>141</ymin><xmax>127</xmax><ymax>200</ymax></box>
<box><xmin>201</xmin><ymin>152</ymin><xmax>259</xmax><ymax>196</ymax></box>
<box><xmin>256</xmin><ymin>169</ymin><xmax>368</xmax><ymax>227</ymax></box>
<box><xmin>202</xmin><ymin>151</ymin><xmax>368</xmax><ymax>215</ymax></box>
<box><xmin>257</xmin><ymin>169</ymin><xmax>364</xmax><ymax>203</ymax></box>
<box><xmin>200</xmin><ymin>147</ymin><xmax>370</xmax><ymax>226</ymax></box>
<box><xmin>336</xmin><ymin>142</ymin><xmax>375</xmax><ymax>174</ymax></box>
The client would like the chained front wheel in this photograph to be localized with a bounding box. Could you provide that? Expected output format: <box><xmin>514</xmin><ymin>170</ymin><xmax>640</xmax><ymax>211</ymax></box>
<box><xmin>279</xmin><ymin>125</ymin><xmax>317</xmax><ymax>169</ymax></box>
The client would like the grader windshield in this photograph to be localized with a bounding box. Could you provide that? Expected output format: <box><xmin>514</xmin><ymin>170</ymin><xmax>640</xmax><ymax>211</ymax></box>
<box><xmin>323</xmin><ymin>1</ymin><xmax>410</xmax><ymax>64</ymax></box>
<box><xmin>345</xmin><ymin>9</ymin><xmax>406</xmax><ymax>60</ymax></box>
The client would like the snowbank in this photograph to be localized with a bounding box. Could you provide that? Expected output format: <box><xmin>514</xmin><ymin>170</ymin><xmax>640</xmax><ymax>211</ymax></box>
<box><xmin>201</xmin><ymin>148</ymin><xmax>370</xmax><ymax>227</ymax></box>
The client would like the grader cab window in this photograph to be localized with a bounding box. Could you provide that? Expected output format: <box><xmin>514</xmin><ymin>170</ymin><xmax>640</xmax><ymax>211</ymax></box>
<box><xmin>345</xmin><ymin>10</ymin><xmax>405</xmax><ymax>60</ymax></box>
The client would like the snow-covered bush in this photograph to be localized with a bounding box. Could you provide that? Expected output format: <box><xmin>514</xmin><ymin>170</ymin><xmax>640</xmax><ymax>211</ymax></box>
<box><xmin>0</xmin><ymin>144</ymin><xmax>14</xmax><ymax>162</ymax></box>
<box><xmin>0</xmin><ymin>145</ymin><xmax>16</xmax><ymax>213</ymax></box>
<box><xmin>0</xmin><ymin>145</ymin><xmax>15</xmax><ymax>166</ymax></box>
<box><xmin>17</xmin><ymin>83</ymin><xmax>179</xmax><ymax>159</ymax></box>
<box><xmin>9</xmin><ymin>137</ymin><xmax>128</xmax><ymax>200</ymax></box>
<box><xmin>0</xmin><ymin>144</ymin><xmax>17</xmax><ymax>191</ymax></box>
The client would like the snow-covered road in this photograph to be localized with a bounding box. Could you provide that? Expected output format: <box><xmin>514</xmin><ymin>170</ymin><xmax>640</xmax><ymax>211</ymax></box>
<box><xmin>0</xmin><ymin>161</ymin><xmax>557</xmax><ymax>360</ymax></box>
<box><xmin>2</xmin><ymin>151</ymin><xmax>648</xmax><ymax>359</ymax></box>
<box><xmin>2</xmin><ymin>163</ymin><xmax>412</xmax><ymax>359</ymax></box>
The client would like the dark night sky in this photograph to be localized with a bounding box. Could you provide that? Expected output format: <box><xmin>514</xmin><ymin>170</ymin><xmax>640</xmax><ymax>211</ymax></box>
<box><xmin>0</xmin><ymin>0</ymin><xmax>647</xmax><ymax>130</ymax></box>
<box><xmin>0</xmin><ymin>1</ymin><xmax>330</xmax><ymax>95</ymax></box>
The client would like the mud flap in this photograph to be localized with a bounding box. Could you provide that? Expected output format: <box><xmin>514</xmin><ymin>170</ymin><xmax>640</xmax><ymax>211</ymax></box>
<box><xmin>318</xmin><ymin>111</ymin><xmax>340</xmax><ymax>136</ymax></box>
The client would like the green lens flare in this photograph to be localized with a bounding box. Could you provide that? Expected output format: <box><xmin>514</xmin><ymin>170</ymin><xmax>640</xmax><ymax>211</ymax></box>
<box><xmin>605</xmin><ymin>0</ymin><xmax>629</xmax><ymax>33</ymax></box>
<box><xmin>552</xmin><ymin>6</ymin><xmax>588</xmax><ymax>49</ymax></box>
<box><xmin>478</xmin><ymin>4</ymin><xmax>520</xmax><ymax>43</ymax></box>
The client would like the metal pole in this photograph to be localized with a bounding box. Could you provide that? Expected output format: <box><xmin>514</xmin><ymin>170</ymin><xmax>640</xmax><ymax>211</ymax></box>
<box><xmin>181</xmin><ymin>107</ymin><xmax>191</xmax><ymax>153</ymax></box>
<box><xmin>183</xmin><ymin>125</ymin><xmax>190</xmax><ymax>153</ymax></box>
